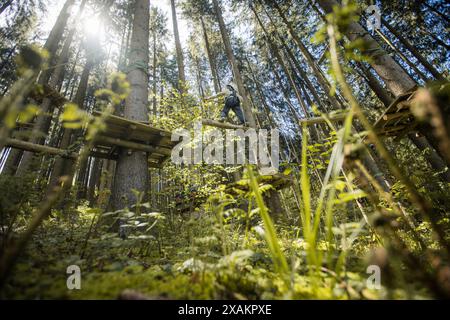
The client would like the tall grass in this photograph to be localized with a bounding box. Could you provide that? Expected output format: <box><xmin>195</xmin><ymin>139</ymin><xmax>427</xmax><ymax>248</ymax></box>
<box><xmin>245</xmin><ymin>106</ymin><xmax>358</xmax><ymax>296</ymax></box>
<box><xmin>246</xmin><ymin>165</ymin><xmax>289</xmax><ymax>276</ymax></box>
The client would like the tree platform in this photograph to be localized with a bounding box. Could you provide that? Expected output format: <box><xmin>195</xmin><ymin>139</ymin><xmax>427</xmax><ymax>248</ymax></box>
<box><xmin>8</xmin><ymin>83</ymin><xmax>178</xmax><ymax>168</ymax></box>
<box><xmin>91</xmin><ymin>111</ymin><xmax>176</xmax><ymax>168</ymax></box>
<box><xmin>7</xmin><ymin>113</ymin><xmax>177</xmax><ymax>168</ymax></box>
<box><xmin>372</xmin><ymin>89</ymin><xmax>418</xmax><ymax>138</ymax></box>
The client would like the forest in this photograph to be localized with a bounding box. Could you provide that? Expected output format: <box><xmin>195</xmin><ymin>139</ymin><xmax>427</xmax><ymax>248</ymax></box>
<box><xmin>0</xmin><ymin>0</ymin><xmax>449</xmax><ymax>301</ymax></box>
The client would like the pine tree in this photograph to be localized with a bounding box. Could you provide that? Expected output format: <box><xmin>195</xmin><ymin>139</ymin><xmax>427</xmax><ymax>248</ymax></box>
<box><xmin>111</xmin><ymin>0</ymin><xmax>150</xmax><ymax>211</ymax></box>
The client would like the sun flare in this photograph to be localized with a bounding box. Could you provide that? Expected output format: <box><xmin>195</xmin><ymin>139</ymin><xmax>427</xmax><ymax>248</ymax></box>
<box><xmin>82</xmin><ymin>15</ymin><xmax>105</xmax><ymax>39</ymax></box>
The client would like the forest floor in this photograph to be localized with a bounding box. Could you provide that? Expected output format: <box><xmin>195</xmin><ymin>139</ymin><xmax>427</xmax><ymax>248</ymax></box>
<box><xmin>1</xmin><ymin>202</ymin><xmax>431</xmax><ymax>300</ymax></box>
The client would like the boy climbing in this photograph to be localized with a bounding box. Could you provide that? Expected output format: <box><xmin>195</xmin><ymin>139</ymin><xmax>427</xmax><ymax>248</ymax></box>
<box><xmin>204</xmin><ymin>82</ymin><xmax>247</xmax><ymax>126</ymax></box>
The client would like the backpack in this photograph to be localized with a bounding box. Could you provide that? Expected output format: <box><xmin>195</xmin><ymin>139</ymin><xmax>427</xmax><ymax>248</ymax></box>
<box><xmin>226</xmin><ymin>85</ymin><xmax>240</xmax><ymax>106</ymax></box>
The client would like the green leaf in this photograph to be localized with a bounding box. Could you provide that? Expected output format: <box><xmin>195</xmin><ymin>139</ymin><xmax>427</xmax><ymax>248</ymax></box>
<box><xmin>335</xmin><ymin>180</ymin><xmax>346</xmax><ymax>192</ymax></box>
<box><xmin>334</xmin><ymin>190</ymin><xmax>367</xmax><ymax>204</ymax></box>
<box><xmin>61</xmin><ymin>103</ymin><xmax>82</xmax><ymax>122</ymax></box>
<box><xmin>18</xmin><ymin>104</ymin><xmax>40</xmax><ymax>123</ymax></box>
<box><xmin>62</xmin><ymin>121</ymin><xmax>83</xmax><ymax>129</ymax></box>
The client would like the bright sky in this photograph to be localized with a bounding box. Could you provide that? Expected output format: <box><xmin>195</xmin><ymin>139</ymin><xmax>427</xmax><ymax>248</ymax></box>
<box><xmin>156</xmin><ymin>0</ymin><xmax>190</xmax><ymax>45</ymax></box>
<box><xmin>41</xmin><ymin>0</ymin><xmax>190</xmax><ymax>47</ymax></box>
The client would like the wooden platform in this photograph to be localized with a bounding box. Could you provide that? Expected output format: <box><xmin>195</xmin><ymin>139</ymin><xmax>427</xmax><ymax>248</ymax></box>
<box><xmin>8</xmin><ymin>113</ymin><xmax>177</xmax><ymax>168</ymax></box>
<box><xmin>297</xmin><ymin>90</ymin><xmax>418</xmax><ymax>139</ymax></box>
<box><xmin>372</xmin><ymin>89</ymin><xmax>418</xmax><ymax>138</ymax></box>
<box><xmin>6</xmin><ymin>81</ymin><xmax>177</xmax><ymax>168</ymax></box>
<box><xmin>91</xmin><ymin>111</ymin><xmax>176</xmax><ymax>168</ymax></box>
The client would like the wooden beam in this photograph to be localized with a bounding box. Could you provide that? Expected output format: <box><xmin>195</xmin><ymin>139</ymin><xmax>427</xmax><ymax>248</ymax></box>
<box><xmin>377</xmin><ymin>125</ymin><xmax>408</xmax><ymax>135</ymax></box>
<box><xmin>298</xmin><ymin>113</ymin><xmax>347</xmax><ymax>125</ymax></box>
<box><xmin>201</xmin><ymin>119</ymin><xmax>246</xmax><ymax>130</ymax></box>
<box><xmin>93</xmin><ymin>111</ymin><xmax>172</xmax><ymax>138</ymax></box>
<box><xmin>7</xmin><ymin>139</ymin><xmax>118</xmax><ymax>161</ymax></box>
<box><xmin>382</xmin><ymin>110</ymin><xmax>411</xmax><ymax>121</ymax></box>
<box><xmin>6</xmin><ymin>138</ymin><xmax>77</xmax><ymax>158</ymax></box>
<box><xmin>96</xmin><ymin>136</ymin><xmax>172</xmax><ymax>156</ymax></box>
<box><xmin>89</xmin><ymin>150</ymin><xmax>118</xmax><ymax>160</ymax></box>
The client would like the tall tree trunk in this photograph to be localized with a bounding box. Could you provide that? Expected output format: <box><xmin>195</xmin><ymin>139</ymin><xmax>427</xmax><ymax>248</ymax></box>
<box><xmin>97</xmin><ymin>160</ymin><xmax>115</xmax><ymax>210</ymax></box>
<box><xmin>267</xmin><ymin>0</ymin><xmax>342</xmax><ymax>111</ymax></box>
<box><xmin>212</xmin><ymin>0</ymin><xmax>256</xmax><ymax>127</ymax></box>
<box><xmin>358</xmin><ymin>66</ymin><xmax>450</xmax><ymax>183</ymax></box>
<box><xmin>8</xmin><ymin>0</ymin><xmax>73</xmax><ymax>171</ymax></box>
<box><xmin>47</xmin><ymin>53</ymin><xmax>95</xmax><ymax>193</ymax></box>
<box><xmin>200</xmin><ymin>17</ymin><xmax>220</xmax><ymax>94</ymax></box>
<box><xmin>252</xmin><ymin>4</ymin><xmax>319</xmax><ymax>142</ymax></box>
<box><xmin>318</xmin><ymin>0</ymin><xmax>417</xmax><ymax>96</ymax></box>
<box><xmin>267</xmin><ymin>54</ymin><xmax>302</xmax><ymax>120</ymax></box>
<box><xmin>152</xmin><ymin>33</ymin><xmax>157</xmax><ymax>116</ymax></box>
<box><xmin>318</xmin><ymin>0</ymin><xmax>449</xmax><ymax>167</ymax></box>
<box><xmin>160</xmin><ymin>65</ymin><xmax>165</xmax><ymax>115</ymax></box>
<box><xmin>39</xmin><ymin>0</ymin><xmax>75</xmax><ymax>85</ymax></box>
<box><xmin>62</xmin><ymin>45</ymin><xmax>82</xmax><ymax>94</ymax></box>
<box><xmin>380</xmin><ymin>18</ymin><xmax>445</xmax><ymax>81</ymax></box>
<box><xmin>0</xmin><ymin>45</ymin><xmax>16</xmax><ymax>75</ymax></box>
<box><xmin>246</xmin><ymin>55</ymin><xmax>301</xmax><ymax>160</ymax></box>
<box><xmin>170</xmin><ymin>0</ymin><xmax>186</xmax><ymax>91</ymax></box>
<box><xmin>0</xmin><ymin>0</ymin><xmax>14</xmax><ymax>15</ymax></box>
<box><xmin>408</xmin><ymin>133</ymin><xmax>450</xmax><ymax>183</ymax></box>
<box><xmin>263</xmin><ymin>1</ymin><xmax>345</xmax><ymax>110</ymax></box>
<box><xmin>212</xmin><ymin>0</ymin><xmax>283</xmax><ymax>215</ymax></box>
<box><xmin>356</xmin><ymin>62</ymin><xmax>394</xmax><ymax>107</ymax></box>
<box><xmin>244</xmin><ymin>57</ymin><xmax>275</xmax><ymax>127</ymax></box>
<box><xmin>117</xmin><ymin>23</ymin><xmax>128</xmax><ymax>70</ymax></box>
<box><xmin>415</xmin><ymin>21</ymin><xmax>450</xmax><ymax>51</ymax></box>
<box><xmin>422</xmin><ymin>2</ymin><xmax>450</xmax><ymax>25</ymax></box>
<box><xmin>1</xmin><ymin>148</ymin><xmax>21</xmax><ymax>175</ymax></box>
<box><xmin>118</xmin><ymin>13</ymin><xmax>132</xmax><ymax>71</ymax></box>
<box><xmin>119</xmin><ymin>8</ymin><xmax>132</xmax><ymax>70</ymax></box>
<box><xmin>374</xmin><ymin>28</ymin><xmax>429</xmax><ymax>82</ymax></box>
<box><xmin>16</xmin><ymin>0</ymin><xmax>87</xmax><ymax>176</ymax></box>
<box><xmin>87</xmin><ymin>158</ymin><xmax>102</xmax><ymax>205</ymax></box>
<box><xmin>111</xmin><ymin>0</ymin><xmax>150</xmax><ymax>210</ymax></box>
<box><xmin>195</xmin><ymin>57</ymin><xmax>204</xmax><ymax>99</ymax></box>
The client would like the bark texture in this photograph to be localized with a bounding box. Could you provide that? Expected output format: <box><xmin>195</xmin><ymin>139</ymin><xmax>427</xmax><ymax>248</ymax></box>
<box><xmin>170</xmin><ymin>0</ymin><xmax>186</xmax><ymax>91</ymax></box>
<box><xmin>111</xmin><ymin>0</ymin><xmax>150</xmax><ymax>210</ymax></box>
<box><xmin>318</xmin><ymin>0</ymin><xmax>417</xmax><ymax>97</ymax></box>
<box><xmin>212</xmin><ymin>0</ymin><xmax>256</xmax><ymax>127</ymax></box>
